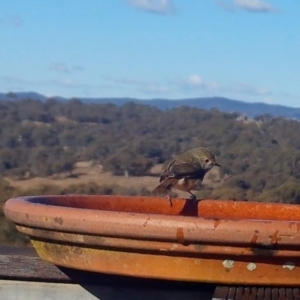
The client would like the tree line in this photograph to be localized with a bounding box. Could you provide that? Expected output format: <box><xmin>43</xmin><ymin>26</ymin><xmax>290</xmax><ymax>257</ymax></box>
<box><xmin>0</xmin><ymin>98</ymin><xmax>300</xmax><ymax>201</ymax></box>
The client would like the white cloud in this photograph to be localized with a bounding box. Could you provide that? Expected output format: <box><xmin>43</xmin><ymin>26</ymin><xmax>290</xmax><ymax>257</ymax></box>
<box><xmin>2</xmin><ymin>72</ymin><xmax>297</xmax><ymax>106</ymax></box>
<box><xmin>102</xmin><ymin>76</ymin><xmax>170</xmax><ymax>94</ymax></box>
<box><xmin>101</xmin><ymin>74</ymin><xmax>300</xmax><ymax>105</ymax></box>
<box><xmin>103</xmin><ymin>74</ymin><xmax>222</xmax><ymax>95</ymax></box>
<box><xmin>175</xmin><ymin>74</ymin><xmax>220</xmax><ymax>92</ymax></box>
<box><xmin>0</xmin><ymin>75</ymin><xmax>39</xmax><ymax>94</ymax></box>
<box><xmin>0</xmin><ymin>75</ymin><xmax>31</xmax><ymax>85</ymax></box>
<box><xmin>188</xmin><ymin>74</ymin><xmax>203</xmax><ymax>86</ymax></box>
<box><xmin>51</xmin><ymin>78</ymin><xmax>81</xmax><ymax>88</ymax></box>
<box><xmin>0</xmin><ymin>74</ymin><xmax>82</xmax><ymax>91</ymax></box>
<box><xmin>279</xmin><ymin>91</ymin><xmax>300</xmax><ymax>101</ymax></box>
<box><xmin>127</xmin><ymin>0</ymin><xmax>175</xmax><ymax>14</ymax></box>
<box><xmin>49</xmin><ymin>62</ymin><xmax>85</xmax><ymax>73</ymax></box>
<box><xmin>213</xmin><ymin>81</ymin><xmax>278</xmax><ymax>104</ymax></box>
<box><xmin>105</xmin><ymin>77</ymin><xmax>146</xmax><ymax>86</ymax></box>
<box><xmin>219</xmin><ymin>0</ymin><xmax>276</xmax><ymax>13</ymax></box>
<box><xmin>234</xmin><ymin>0</ymin><xmax>275</xmax><ymax>12</ymax></box>
<box><xmin>231</xmin><ymin>82</ymin><xmax>272</xmax><ymax>96</ymax></box>
<box><xmin>140</xmin><ymin>83</ymin><xmax>170</xmax><ymax>94</ymax></box>
<box><xmin>49</xmin><ymin>62</ymin><xmax>70</xmax><ymax>73</ymax></box>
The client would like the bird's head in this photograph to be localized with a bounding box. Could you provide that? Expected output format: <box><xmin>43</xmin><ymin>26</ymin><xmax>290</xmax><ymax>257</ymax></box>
<box><xmin>199</xmin><ymin>148</ymin><xmax>221</xmax><ymax>170</ymax></box>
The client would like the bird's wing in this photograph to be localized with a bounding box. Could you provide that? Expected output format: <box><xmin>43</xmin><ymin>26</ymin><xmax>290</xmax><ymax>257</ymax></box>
<box><xmin>167</xmin><ymin>159</ymin><xmax>206</xmax><ymax>180</ymax></box>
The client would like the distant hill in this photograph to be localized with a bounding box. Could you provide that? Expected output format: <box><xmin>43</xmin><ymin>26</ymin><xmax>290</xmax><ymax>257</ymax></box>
<box><xmin>1</xmin><ymin>91</ymin><xmax>300</xmax><ymax>119</ymax></box>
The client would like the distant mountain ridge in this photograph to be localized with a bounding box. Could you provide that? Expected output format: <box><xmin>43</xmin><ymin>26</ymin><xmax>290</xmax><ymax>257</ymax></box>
<box><xmin>1</xmin><ymin>91</ymin><xmax>300</xmax><ymax>119</ymax></box>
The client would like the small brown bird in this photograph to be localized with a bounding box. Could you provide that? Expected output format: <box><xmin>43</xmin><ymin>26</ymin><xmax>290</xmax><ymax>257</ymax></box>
<box><xmin>152</xmin><ymin>147</ymin><xmax>221</xmax><ymax>205</ymax></box>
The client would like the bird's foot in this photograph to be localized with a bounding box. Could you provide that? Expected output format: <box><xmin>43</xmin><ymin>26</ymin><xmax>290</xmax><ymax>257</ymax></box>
<box><xmin>189</xmin><ymin>194</ymin><xmax>197</xmax><ymax>201</ymax></box>
<box><xmin>167</xmin><ymin>194</ymin><xmax>173</xmax><ymax>207</ymax></box>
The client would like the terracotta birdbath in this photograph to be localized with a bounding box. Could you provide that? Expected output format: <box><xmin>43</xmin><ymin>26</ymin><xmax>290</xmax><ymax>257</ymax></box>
<box><xmin>4</xmin><ymin>195</ymin><xmax>300</xmax><ymax>286</ymax></box>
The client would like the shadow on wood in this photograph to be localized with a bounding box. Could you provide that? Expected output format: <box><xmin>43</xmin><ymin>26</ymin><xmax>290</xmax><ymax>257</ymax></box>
<box><xmin>0</xmin><ymin>246</ymin><xmax>215</xmax><ymax>300</ymax></box>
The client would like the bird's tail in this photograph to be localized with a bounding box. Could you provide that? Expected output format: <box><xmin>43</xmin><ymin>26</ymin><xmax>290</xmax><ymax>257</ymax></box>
<box><xmin>152</xmin><ymin>178</ymin><xmax>178</xmax><ymax>196</ymax></box>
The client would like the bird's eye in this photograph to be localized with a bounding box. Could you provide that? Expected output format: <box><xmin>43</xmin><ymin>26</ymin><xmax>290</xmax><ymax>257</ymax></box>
<box><xmin>205</xmin><ymin>159</ymin><xmax>209</xmax><ymax>163</ymax></box>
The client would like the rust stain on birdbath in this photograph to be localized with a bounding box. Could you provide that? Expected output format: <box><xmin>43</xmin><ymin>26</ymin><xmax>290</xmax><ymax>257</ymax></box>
<box><xmin>4</xmin><ymin>195</ymin><xmax>300</xmax><ymax>285</ymax></box>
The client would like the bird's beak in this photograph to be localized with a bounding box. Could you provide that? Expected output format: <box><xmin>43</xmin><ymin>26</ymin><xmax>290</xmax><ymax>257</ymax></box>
<box><xmin>214</xmin><ymin>162</ymin><xmax>221</xmax><ymax>167</ymax></box>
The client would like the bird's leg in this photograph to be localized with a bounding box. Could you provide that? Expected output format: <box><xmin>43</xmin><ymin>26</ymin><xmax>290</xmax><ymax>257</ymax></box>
<box><xmin>167</xmin><ymin>194</ymin><xmax>173</xmax><ymax>207</ymax></box>
<box><xmin>188</xmin><ymin>191</ymin><xmax>197</xmax><ymax>201</ymax></box>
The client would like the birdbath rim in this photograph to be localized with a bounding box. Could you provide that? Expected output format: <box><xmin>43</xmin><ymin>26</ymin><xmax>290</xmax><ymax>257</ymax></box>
<box><xmin>4</xmin><ymin>195</ymin><xmax>300</xmax><ymax>286</ymax></box>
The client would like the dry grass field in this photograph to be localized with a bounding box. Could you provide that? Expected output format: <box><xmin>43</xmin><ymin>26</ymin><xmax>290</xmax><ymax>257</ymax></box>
<box><xmin>4</xmin><ymin>161</ymin><xmax>223</xmax><ymax>197</ymax></box>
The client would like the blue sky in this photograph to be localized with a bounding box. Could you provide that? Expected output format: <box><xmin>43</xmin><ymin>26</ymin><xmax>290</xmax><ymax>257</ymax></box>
<box><xmin>1</xmin><ymin>0</ymin><xmax>300</xmax><ymax>107</ymax></box>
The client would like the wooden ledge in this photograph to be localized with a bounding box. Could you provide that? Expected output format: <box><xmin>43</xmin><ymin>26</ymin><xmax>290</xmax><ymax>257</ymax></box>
<box><xmin>1</xmin><ymin>246</ymin><xmax>299</xmax><ymax>300</ymax></box>
<box><xmin>0</xmin><ymin>246</ymin><xmax>215</xmax><ymax>300</ymax></box>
